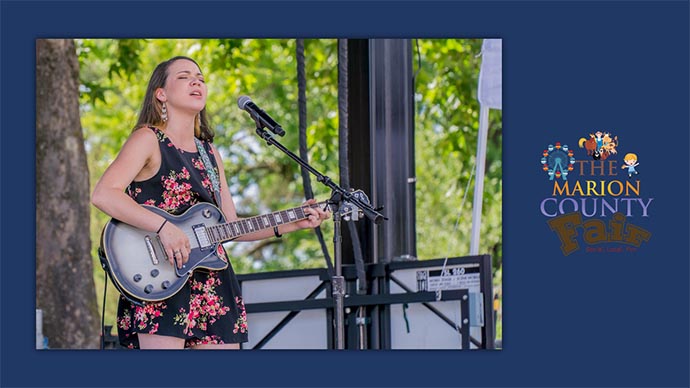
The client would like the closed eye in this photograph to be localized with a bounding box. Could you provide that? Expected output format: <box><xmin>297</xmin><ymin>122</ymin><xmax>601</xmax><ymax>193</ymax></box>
<box><xmin>178</xmin><ymin>76</ymin><xmax>205</xmax><ymax>83</ymax></box>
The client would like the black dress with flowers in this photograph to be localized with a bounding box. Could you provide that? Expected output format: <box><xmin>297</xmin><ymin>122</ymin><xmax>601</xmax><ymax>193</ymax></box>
<box><xmin>116</xmin><ymin>126</ymin><xmax>248</xmax><ymax>348</ymax></box>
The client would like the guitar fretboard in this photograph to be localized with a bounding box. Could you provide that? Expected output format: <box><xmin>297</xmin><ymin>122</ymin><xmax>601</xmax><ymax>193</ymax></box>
<box><xmin>205</xmin><ymin>202</ymin><xmax>325</xmax><ymax>244</ymax></box>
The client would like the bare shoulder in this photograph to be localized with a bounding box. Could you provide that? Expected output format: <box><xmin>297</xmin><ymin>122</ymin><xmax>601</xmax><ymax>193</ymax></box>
<box><xmin>110</xmin><ymin>127</ymin><xmax>158</xmax><ymax>163</ymax></box>
<box><xmin>119</xmin><ymin>127</ymin><xmax>158</xmax><ymax>153</ymax></box>
<box><xmin>129</xmin><ymin>126</ymin><xmax>159</xmax><ymax>144</ymax></box>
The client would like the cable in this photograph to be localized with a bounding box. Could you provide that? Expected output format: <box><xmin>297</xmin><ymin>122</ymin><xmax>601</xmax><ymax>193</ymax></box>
<box><xmin>296</xmin><ymin>39</ymin><xmax>334</xmax><ymax>276</ymax></box>
<box><xmin>100</xmin><ymin>258</ymin><xmax>108</xmax><ymax>350</ymax></box>
<box><xmin>438</xmin><ymin>163</ymin><xmax>475</xmax><ymax>300</ymax></box>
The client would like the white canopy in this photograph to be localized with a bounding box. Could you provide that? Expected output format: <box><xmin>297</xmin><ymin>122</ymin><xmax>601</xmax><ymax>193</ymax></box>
<box><xmin>471</xmin><ymin>38</ymin><xmax>502</xmax><ymax>255</ymax></box>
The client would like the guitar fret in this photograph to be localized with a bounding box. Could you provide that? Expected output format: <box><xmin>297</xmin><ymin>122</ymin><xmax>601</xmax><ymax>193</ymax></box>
<box><xmin>205</xmin><ymin>226</ymin><xmax>212</xmax><ymax>243</ymax></box>
<box><xmin>206</xmin><ymin>202</ymin><xmax>325</xmax><ymax>244</ymax></box>
<box><xmin>210</xmin><ymin>226</ymin><xmax>219</xmax><ymax>243</ymax></box>
<box><xmin>204</xmin><ymin>226</ymin><xmax>211</xmax><ymax>242</ymax></box>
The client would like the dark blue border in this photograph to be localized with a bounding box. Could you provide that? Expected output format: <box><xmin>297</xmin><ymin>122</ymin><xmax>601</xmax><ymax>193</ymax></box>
<box><xmin>2</xmin><ymin>1</ymin><xmax>689</xmax><ymax>387</ymax></box>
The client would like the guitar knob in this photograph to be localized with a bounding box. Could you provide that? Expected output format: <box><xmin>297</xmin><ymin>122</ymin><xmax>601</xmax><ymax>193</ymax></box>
<box><xmin>150</xmin><ymin>269</ymin><xmax>159</xmax><ymax>277</ymax></box>
<box><xmin>161</xmin><ymin>281</ymin><xmax>171</xmax><ymax>289</ymax></box>
<box><xmin>144</xmin><ymin>284</ymin><xmax>154</xmax><ymax>294</ymax></box>
<box><xmin>133</xmin><ymin>274</ymin><xmax>142</xmax><ymax>282</ymax></box>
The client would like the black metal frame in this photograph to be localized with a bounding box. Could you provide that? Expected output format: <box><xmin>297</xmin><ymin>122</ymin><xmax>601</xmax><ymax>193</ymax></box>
<box><xmin>237</xmin><ymin>255</ymin><xmax>493</xmax><ymax>350</ymax></box>
<box><xmin>384</xmin><ymin>255</ymin><xmax>495</xmax><ymax>349</ymax></box>
<box><xmin>237</xmin><ymin>268</ymin><xmax>333</xmax><ymax>349</ymax></box>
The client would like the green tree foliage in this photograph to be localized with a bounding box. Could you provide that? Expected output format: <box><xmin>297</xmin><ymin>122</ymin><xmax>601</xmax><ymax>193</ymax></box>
<box><xmin>413</xmin><ymin>39</ymin><xmax>503</xmax><ymax>266</ymax></box>
<box><xmin>77</xmin><ymin>39</ymin><xmax>501</xmax><ymax>335</ymax></box>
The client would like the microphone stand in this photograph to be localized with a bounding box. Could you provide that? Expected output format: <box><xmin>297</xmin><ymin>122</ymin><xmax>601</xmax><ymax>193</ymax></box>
<box><xmin>254</xmin><ymin>126</ymin><xmax>386</xmax><ymax>350</ymax></box>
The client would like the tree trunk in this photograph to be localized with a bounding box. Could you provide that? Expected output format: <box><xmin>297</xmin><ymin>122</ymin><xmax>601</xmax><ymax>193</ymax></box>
<box><xmin>36</xmin><ymin>39</ymin><xmax>100</xmax><ymax>349</ymax></box>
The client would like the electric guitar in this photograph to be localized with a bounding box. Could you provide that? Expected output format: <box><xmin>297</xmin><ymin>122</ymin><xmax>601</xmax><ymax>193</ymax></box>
<box><xmin>99</xmin><ymin>201</ymin><xmax>328</xmax><ymax>305</ymax></box>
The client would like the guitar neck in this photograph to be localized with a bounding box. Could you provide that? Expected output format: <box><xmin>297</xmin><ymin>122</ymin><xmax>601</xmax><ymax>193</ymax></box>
<box><xmin>206</xmin><ymin>201</ymin><xmax>328</xmax><ymax>244</ymax></box>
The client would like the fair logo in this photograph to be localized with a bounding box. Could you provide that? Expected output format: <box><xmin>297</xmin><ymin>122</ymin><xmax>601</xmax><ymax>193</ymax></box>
<box><xmin>539</xmin><ymin>131</ymin><xmax>652</xmax><ymax>255</ymax></box>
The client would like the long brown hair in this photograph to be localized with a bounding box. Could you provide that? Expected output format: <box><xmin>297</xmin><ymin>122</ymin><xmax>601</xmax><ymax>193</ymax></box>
<box><xmin>133</xmin><ymin>56</ymin><xmax>214</xmax><ymax>142</ymax></box>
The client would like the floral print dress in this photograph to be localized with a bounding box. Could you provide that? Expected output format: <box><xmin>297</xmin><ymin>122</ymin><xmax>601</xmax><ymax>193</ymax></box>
<box><xmin>116</xmin><ymin>126</ymin><xmax>248</xmax><ymax>348</ymax></box>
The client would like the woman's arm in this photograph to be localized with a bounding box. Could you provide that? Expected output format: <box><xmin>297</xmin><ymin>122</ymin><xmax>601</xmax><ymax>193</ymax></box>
<box><xmin>91</xmin><ymin>127</ymin><xmax>162</xmax><ymax>230</ymax></box>
<box><xmin>210</xmin><ymin>144</ymin><xmax>329</xmax><ymax>241</ymax></box>
<box><xmin>91</xmin><ymin>127</ymin><xmax>191</xmax><ymax>268</ymax></box>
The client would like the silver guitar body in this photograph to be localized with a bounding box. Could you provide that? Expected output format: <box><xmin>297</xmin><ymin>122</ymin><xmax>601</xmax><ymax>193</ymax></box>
<box><xmin>99</xmin><ymin>203</ymin><xmax>228</xmax><ymax>305</ymax></box>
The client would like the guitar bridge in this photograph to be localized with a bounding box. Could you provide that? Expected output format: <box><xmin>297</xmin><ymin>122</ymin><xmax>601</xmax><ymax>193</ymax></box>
<box><xmin>144</xmin><ymin>235</ymin><xmax>160</xmax><ymax>265</ymax></box>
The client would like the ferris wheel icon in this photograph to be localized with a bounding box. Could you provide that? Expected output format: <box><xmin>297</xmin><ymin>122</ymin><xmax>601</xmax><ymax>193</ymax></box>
<box><xmin>541</xmin><ymin>142</ymin><xmax>575</xmax><ymax>180</ymax></box>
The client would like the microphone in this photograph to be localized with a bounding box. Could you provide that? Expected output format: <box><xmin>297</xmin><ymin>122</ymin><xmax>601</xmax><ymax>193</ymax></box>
<box><xmin>237</xmin><ymin>95</ymin><xmax>285</xmax><ymax>136</ymax></box>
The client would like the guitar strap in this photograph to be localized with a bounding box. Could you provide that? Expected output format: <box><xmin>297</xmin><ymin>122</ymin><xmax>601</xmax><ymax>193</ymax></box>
<box><xmin>194</xmin><ymin>137</ymin><xmax>223</xmax><ymax>209</ymax></box>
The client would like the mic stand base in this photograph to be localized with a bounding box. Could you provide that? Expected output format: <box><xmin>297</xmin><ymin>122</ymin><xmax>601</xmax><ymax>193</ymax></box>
<box><xmin>332</xmin><ymin>275</ymin><xmax>345</xmax><ymax>350</ymax></box>
<box><xmin>332</xmin><ymin>201</ymin><xmax>345</xmax><ymax>349</ymax></box>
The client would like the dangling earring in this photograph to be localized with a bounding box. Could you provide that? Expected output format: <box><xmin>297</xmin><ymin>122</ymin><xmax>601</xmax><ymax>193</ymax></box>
<box><xmin>161</xmin><ymin>102</ymin><xmax>168</xmax><ymax>122</ymax></box>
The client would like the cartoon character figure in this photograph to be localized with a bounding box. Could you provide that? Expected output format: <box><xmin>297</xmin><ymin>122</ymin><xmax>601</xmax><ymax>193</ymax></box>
<box><xmin>602</xmin><ymin>133</ymin><xmax>618</xmax><ymax>155</ymax></box>
<box><xmin>594</xmin><ymin>131</ymin><xmax>604</xmax><ymax>150</ymax></box>
<box><xmin>621</xmin><ymin>153</ymin><xmax>639</xmax><ymax>178</ymax></box>
<box><xmin>579</xmin><ymin>131</ymin><xmax>618</xmax><ymax>160</ymax></box>
<box><xmin>592</xmin><ymin>148</ymin><xmax>601</xmax><ymax>160</ymax></box>
<box><xmin>578</xmin><ymin>136</ymin><xmax>597</xmax><ymax>156</ymax></box>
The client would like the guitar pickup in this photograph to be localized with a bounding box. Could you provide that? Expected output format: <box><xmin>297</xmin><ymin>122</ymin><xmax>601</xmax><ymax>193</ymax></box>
<box><xmin>193</xmin><ymin>224</ymin><xmax>212</xmax><ymax>251</ymax></box>
<box><xmin>144</xmin><ymin>235</ymin><xmax>160</xmax><ymax>265</ymax></box>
